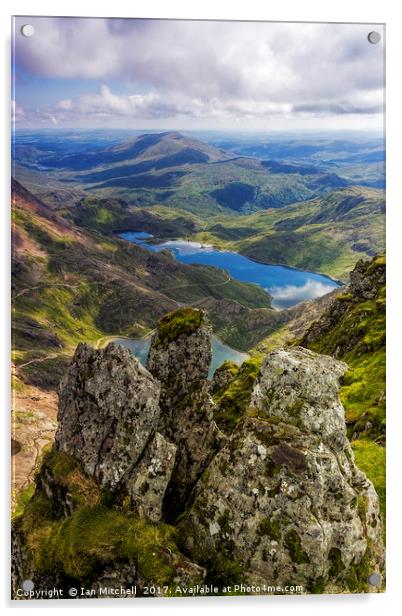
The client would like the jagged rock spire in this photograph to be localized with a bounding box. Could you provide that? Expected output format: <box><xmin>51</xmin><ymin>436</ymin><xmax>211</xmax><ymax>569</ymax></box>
<box><xmin>147</xmin><ymin>307</ymin><xmax>226</xmax><ymax>519</ymax></box>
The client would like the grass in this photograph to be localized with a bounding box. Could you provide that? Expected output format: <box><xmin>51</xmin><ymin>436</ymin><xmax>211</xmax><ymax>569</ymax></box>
<box><xmin>12</xmin><ymin>483</ymin><xmax>35</xmax><ymax>520</ymax></box>
<box><xmin>351</xmin><ymin>440</ymin><xmax>386</xmax><ymax>524</ymax></box>
<box><xmin>23</xmin><ymin>500</ymin><xmax>178</xmax><ymax>584</ymax></box>
<box><xmin>15</xmin><ymin>449</ymin><xmax>187</xmax><ymax>586</ymax></box>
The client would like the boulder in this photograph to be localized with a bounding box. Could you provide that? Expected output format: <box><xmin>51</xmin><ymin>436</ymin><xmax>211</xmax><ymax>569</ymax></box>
<box><xmin>179</xmin><ymin>347</ymin><xmax>384</xmax><ymax>592</ymax></box>
<box><xmin>55</xmin><ymin>342</ymin><xmax>161</xmax><ymax>489</ymax></box>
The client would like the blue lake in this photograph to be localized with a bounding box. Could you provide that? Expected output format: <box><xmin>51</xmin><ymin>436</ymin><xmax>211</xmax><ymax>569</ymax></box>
<box><xmin>119</xmin><ymin>231</ymin><xmax>340</xmax><ymax>309</ymax></box>
<box><xmin>113</xmin><ymin>336</ymin><xmax>248</xmax><ymax>379</ymax></box>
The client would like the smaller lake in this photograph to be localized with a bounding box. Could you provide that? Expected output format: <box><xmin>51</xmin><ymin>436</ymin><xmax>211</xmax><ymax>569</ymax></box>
<box><xmin>120</xmin><ymin>231</ymin><xmax>339</xmax><ymax>309</ymax></box>
<box><xmin>113</xmin><ymin>335</ymin><xmax>248</xmax><ymax>379</ymax></box>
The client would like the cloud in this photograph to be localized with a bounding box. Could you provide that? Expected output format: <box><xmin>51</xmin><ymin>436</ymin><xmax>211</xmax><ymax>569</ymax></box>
<box><xmin>269</xmin><ymin>279</ymin><xmax>337</xmax><ymax>309</ymax></box>
<box><xmin>13</xmin><ymin>17</ymin><xmax>385</xmax><ymax>127</ymax></box>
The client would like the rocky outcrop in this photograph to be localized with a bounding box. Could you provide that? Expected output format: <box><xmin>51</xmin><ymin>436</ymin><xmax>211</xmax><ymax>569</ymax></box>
<box><xmin>349</xmin><ymin>256</ymin><xmax>386</xmax><ymax>300</ymax></box>
<box><xmin>54</xmin><ymin>342</ymin><xmax>180</xmax><ymax>522</ymax></box>
<box><xmin>12</xmin><ymin>307</ymin><xmax>385</xmax><ymax>597</ymax></box>
<box><xmin>147</xmin><ymin>308</ymin><xmax>226</xmax><ymax>518</ymax></box>
<box><xmin>56</xmin><ymin>342</ymin><xmax>162</xmax><ymax>489</ymax></box>
<box><xmin>299</xmin><ymin>255</ymin><xmax>386</xmax><ymax>442</ymax></box>
<box><xmin>300</xmin><ymin>255</ymin><xmax>385</xmax><ymax>357</ymax></box>
<box><xmin>179</xmin><ymin>347</ymin><xmax>384</xmax><ymax>592</ymax></box>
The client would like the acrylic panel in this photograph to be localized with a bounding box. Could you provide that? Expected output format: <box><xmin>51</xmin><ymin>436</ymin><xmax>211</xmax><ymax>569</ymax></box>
<box><xmin>11</xmin><ymin>16</ymin><xmax>385</xmax><ymax>600</ymax></box>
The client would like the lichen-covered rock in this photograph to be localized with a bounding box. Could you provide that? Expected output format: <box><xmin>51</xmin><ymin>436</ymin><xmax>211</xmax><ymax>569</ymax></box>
<box><xmin>147</xmin><ymin>307</ymin><xmax>212</xmax><ymax>438</ymax></box>
<box><xmin>127</xmin><ymin>432</ymin><xmax>176</xmax><ymax>522</ymax></box>
<box><xmin>250</xmin><ymin>347</ymin><xmax>348</xmax><ymax>448</ymax></box>
<box><xmin>147</xmin><ymin>308</ymin><xmax>226</xmax><ymax>517</ymax></box>
<box><xmin>349</xmin><ymin>256</ymin><xmax>385</xmax><ymax>300</ymax></box>
<box><xmin>179</xmin><ymin>347</ymin><xmax>384</xmax><ymax>593</ymax></box>
<box><xmin>55</xmin><ymin>342</ymin><xmax>161</xmax><ymax>489</ymax></box>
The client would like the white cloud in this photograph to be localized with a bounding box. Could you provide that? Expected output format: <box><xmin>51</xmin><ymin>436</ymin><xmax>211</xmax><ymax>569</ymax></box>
<box><xmin>269</xmin><ymin>279</ymin><xmax>337</xmax><ymax>308</ymax></box>
<box><xmin>13</xmin><ymin>17</ymin><xmax>385</xmax><ymax>128</ymax></box>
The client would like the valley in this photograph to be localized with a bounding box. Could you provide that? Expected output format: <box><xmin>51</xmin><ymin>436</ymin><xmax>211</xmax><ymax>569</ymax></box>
<box><xmin>12</xmin><ymin>129</ymin><xmax>385</xmax><ymax>544</ymax></box>
<box><xmin>14</xmin><ymin>130</ymin><xmax>384</xmax><ymax>281</ymax></box>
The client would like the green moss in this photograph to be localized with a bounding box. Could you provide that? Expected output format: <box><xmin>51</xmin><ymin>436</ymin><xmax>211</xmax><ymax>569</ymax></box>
<box><xmin>337</xmin><ymin>292</ymin><xmax>354</xmax><ymax>302</ymax></box>
<box><xmin>345</xmin><ymin>548</ymin><xmax>372</xmax><ymax>593</ymax></box>
<box><xmin>213</xmin><ymin>355</ymin><xmax>262</xmax><ymax>433</ymax></box>
<box><xmin>17</xmin><ymin>446</ymin><xmax>197</xmax><ymax>587</ymax></box>
<box><xmin>352</xmin><ymin>440</ymin><xmax>385</xmax><ymax>525</ymax></box>
<box><xmin>284</xmin><ymin>529</ymin><xmax>310</xmax><ymax>564</ymax></box>
<box><xmin>204</xmin><ymin>555</ymin><xmax>244</xmax><ymax>588</ymax></box>
<box><xmin>328</xmin><ymin>547</ymin><xmax>343</xmax><ymax>578</ymax></box>
<box><xmin>211</xmin><ymin>360</ymin><xmax>239</xmax><ymax>397</ymax></box>
<box><xmin>309</xmin><ymin>576</ymin><xmax>326</xmax><ymax>594</ymax></box>
<box><xmin>41</xmin><ymin>449</ymin><xmax>101</xmax><ymax>509</ymax></box>
<box><xmin>218</xmin><ymin>360</ymin><xmax>239</xmax><ymax>374</ymax></box>
<box><xmin>357</xmin><ymin>495</ymin><xmax>369</xmax><ymax>526</ymax></box>
<box><xmin>156</xmin><ymin>307</ymin><xmax>204</xmax><ymax>348</ymax></box>
<box><xmin>26</xmin><ymin>504</ymin><xmax>177</xmax><ymax>584</ymax></box>
<box><xmin>12</xmin><ymin>483</ymin><xmax>35</xmax><ymax>519</ymax></box>
<box><xmin>340</xmin><ymin>349</ymin><xmax>385</xmax><ymax>441</ymax></box>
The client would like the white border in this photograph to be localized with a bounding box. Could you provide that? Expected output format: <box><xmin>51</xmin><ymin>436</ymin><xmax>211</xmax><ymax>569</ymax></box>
<box><xmin>1</xmin><ymin>1</ymin><xmax>401</xmax><ymax>614</ymax></box>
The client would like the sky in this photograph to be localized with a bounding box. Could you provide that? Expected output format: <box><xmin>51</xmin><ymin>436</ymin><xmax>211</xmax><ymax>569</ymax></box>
<box><xmin>12</xmin><ymin>17</ymin><xmax>385</xmax><ymax>131</ymax></box>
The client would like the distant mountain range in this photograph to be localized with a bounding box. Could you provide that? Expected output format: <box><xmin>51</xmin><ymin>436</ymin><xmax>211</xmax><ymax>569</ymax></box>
<box><xmin>15</xmin><ymin>131</ymin><xmax>363</xmax><ymax>215</ymax></box>
<box><xmin>12</xmin><ymin>130</ymin><xmax>385</xmax><ymax>281</ymax></box>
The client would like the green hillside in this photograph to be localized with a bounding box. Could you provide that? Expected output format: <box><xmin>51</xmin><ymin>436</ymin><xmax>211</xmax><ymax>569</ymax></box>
<box><xmin>12</xmin><ymin>179</ymin><xmax>274</xmax><ymax>389</ymax></box>
<box><xmin>300</xmin><ymin>255</ymin><xmax>386</xmax><ymax>522</ymax></box>
<box><xmin>300</xmin><ymin>255</ymin><xmax>386</xmax><ymax>444</ymax></box>
<box><xmin>191</xmin><ymin>186</ymin><xmax>385</xmax><ymax>280</ymax></box>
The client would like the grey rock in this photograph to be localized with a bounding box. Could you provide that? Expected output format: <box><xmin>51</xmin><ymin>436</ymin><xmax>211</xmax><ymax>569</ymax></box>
<box><xmin>250</xmin><ymin>347</ymin><xmax>348</xmax><ymax>448</ymax></box>
<box><xmin>350</xmin><ymin>257</ymin><xmax>385</xmax><ymax>300</ymax></box>
<box><xmin>147</xmin><ymin>309</ymin><xmax>226</xmax><ymax>516</ymax></box>
<box><xmin>127</xmin><ymin>432</ymin><xmax>176</xmax><ymax>522</ymax></box>
<box><xmin>179</xmin><ymin>347</ymin><xmax>384</xmax><ymax>592</ymax></box>
<box><xmin>55</xmin><ymin>342</ymin><xmax>161</xmax><ymax>489</ymax></box>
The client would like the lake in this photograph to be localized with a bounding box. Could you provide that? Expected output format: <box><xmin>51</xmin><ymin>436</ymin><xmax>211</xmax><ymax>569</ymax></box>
<box><xmin>119</xmin><ymin>231</ymin><xmax>340</xmax><ymax>309</ymax></box>
<box><xmin>113</xmin><ymin>335</ymin><xmax>249</xmax><ymax>379</ymax></box>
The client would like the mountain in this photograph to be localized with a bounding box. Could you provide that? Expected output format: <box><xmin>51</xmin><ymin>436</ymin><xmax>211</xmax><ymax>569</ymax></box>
<box><xmin>12</xmin><ymin>309</ymin><xmax>384</xmax><ymax>597</ymax></box>
<box><xmin>12</xmin><ymin>179</ymin><xmax>279</xmax><ymax>499</ymax></box>
<box><xmin>194</xmin><ymin>186</ymin><xmax>385</xmax><ymax>280</ymax></box>
<box><xmin>14</xmin><ymin>131</ymin><xmax>356</xmax><ymax>215</ymax></box>
<box><xmin>12</xmin><ymin>178</ymin><xmax>272</xmax><ymax>383</ymax></box>
<box><xmin>35</xmin><ymin>131</ymin><xmax>231</xmax><ymax>171</ymax></box>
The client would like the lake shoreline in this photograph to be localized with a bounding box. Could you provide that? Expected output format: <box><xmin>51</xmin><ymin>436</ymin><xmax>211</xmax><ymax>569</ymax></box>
<box><xmin>115</xmin><ymin>230</ymin><xmax>344</xmax><ymax>287</ymax></box>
